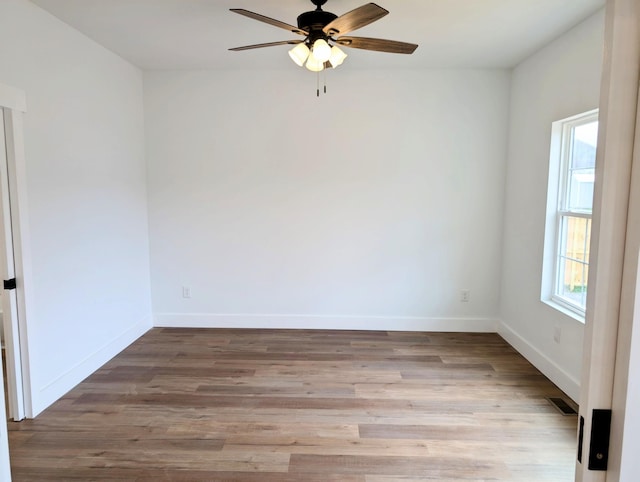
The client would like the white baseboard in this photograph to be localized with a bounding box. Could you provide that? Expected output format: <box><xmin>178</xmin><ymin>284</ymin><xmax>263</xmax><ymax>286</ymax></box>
<box><xmin>497</xmin><ymin>320</ymin><xmax>580</xmax><ymax>402</ymax></box>
<box><xmin>32</xmin><ymin>315</ymin><xmax>153</xmax><ymax>417</ymax></box>
<box><xmin>154</xmin><ymin>313</ymin><xmax>498</xmax><ymax>332</ymax></box>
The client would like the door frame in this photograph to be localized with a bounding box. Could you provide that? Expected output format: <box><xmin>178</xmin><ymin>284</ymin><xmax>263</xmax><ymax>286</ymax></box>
<box><xmin>608</xmin><ymin>28</ymin><xmax>640</xmax><ymax>478</ymax></box>
<box><xmin>576</xmin><ymin>0</ymin><xmax>640</xmax><ymax>480</ymax></box>
<box><xmin>0</xmin><ymin>82</ymin><xmax>33</xmax><ymax>421</ymax></box>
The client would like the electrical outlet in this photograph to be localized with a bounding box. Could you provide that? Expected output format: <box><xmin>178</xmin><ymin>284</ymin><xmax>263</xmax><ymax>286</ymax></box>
<box><xmin>182</xmin><ymin>286</ymin><xmax>191</xmax><ymax>299</ymax></box>
<box><xmin>460</xmin><ymin>290</ymin><xmax>470</xmax><ymax>303</ymax></box>
<box><xmin>554</xmin><ymin>326</ymin><xmax>561</xmax><ymax>344</ymax></box>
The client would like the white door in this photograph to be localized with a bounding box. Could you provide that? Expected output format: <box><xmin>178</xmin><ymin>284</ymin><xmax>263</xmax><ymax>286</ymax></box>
<box><xmin>0</xmin><ymin>108</ymin><xmax>25</xmax><ymax>422</ymax></box>
<box><xmin>576</xmin><ymin>0</ymin><xmax>640</xmax><ymax>480</ymax></box>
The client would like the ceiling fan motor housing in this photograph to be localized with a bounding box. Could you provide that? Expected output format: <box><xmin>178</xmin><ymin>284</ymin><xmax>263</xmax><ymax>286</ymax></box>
<box><xmin>297</xmin><ymin>10</ymin><xmax>337</xmax><ymax>41</ymax></box>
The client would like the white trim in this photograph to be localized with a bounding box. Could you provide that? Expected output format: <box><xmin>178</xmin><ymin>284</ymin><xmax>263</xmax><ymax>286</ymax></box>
<box><xmin>550</xmin><ymin>293</ymin><xmax>587</xmax><ymax>320</ymax></box>
<box><xmin>0</xmin><ymin>82</ymin><xmax>26</xmax><ymax>482</ymax></box>
<box><xmin>33</xmin><ymin>315</ymin><xmax>152</xmax><ymax>417</ymax></box>
<box><xmin>0</xmin><ymin>111</ymin><xmax>25</xmax><ymax>421</ymax></box>
<box><xmin>542</xmin><ymin>299</ymin><xmax>586</xmax><ymax>324</ymax></box>
<box><xmin>542</xmin><ymin>109</ymin><xmax>598</xmax><ymax>318</ymax></box>
<box><xmin>2</xmin><ymin>109</ymin><xmax>34</xmax><ymax>418</ymax></box>
<box><xmin>609</xmin><ymin>10</ymin><xmax>640</xmax><ymax>476</ymax></box>
<box><xmin>497</xmin><ymin>320</ymin><xmax>581</xmax><ymax>402</ymax></box>
<box><xmin>154</xmin><ymin>313</ymin><xmax>499</xmax><ymax>333</ymax></box>
<box><xmin>576</xmin><ymin>0</ymin><xmax>640</xmax><ymax>478</ymax></box>
<box><xmin>557</xmin><ymin>210</ymin><xmax>593</xmax><ymax>219</ymax></box>
<box><xmin>0</xmin><ymin>84</ymin><xmax>26</xmax><ymax>113</ymax></box>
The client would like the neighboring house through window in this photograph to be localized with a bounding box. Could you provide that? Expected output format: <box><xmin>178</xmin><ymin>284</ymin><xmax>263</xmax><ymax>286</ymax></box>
<box><xmin>542</xmin><ymin>109</ymin><xmax>598</xmax><ymax>321</ymax></box>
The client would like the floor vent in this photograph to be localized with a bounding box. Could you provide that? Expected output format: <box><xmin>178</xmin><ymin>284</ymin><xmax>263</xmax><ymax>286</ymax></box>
<box><xmin>547</xmin><ymin>397</ymin><xmax>578</xmax><ymax>415</ymax></box>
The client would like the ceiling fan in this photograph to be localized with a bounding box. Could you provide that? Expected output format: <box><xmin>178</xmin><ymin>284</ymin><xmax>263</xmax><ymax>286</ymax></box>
<box><xmin>229</xmin><ymin>0</ymin><xmax>418</xmax><ymax>72</ymax></box>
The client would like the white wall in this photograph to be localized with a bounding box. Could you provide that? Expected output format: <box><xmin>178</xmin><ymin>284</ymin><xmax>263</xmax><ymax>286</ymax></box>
<box><xmin>499</xmin><ymin>10</ymin><xmax>605</xmax><ymax>401</ymax></box>
<box><xmin>145</xmin><ymin>68</ymin><xmax>510</xmax><ymax>331</ymax></box>
<box><xmin>0</xmin><ymin>0</ymin><xmax>152</xmax><ymax>415</ymax></box>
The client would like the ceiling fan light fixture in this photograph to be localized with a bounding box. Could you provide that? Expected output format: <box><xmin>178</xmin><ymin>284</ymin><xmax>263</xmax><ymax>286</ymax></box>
<box><xmin>311</xmin><ymin>38</ymin><xmax>332</xmax><ymax>62</ymax></box>
<box><xmin>288</xmin><ymin>42</ymin><xmax>310</xmax><ymax>67</ymax></box>
<box><xmin>229</xmin><ymin>1</ymin><xmax>419</xmax><ymax>92</ymax></box>
<box><xmin>305</xmin><ymin>54</ymin><xmax>325</xmax><ymax>72</ymax></box>
<box><xmin>328</xmin><ymin>45</ymin><xmax>347</xmax><ymax>68</ymax></box>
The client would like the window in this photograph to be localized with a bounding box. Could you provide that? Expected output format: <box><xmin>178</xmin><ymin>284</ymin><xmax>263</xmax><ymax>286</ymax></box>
<box><xmin>542</xmin><ymin>110</ymin><xmax>598</xmax><ymax>320</ymax></box>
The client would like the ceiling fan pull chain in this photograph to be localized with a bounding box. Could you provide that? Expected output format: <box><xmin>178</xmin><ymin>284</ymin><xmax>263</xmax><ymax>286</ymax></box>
<box><xmin>324</xmin><ymin>68</ymin><xmax>327</xmax><ymax>94</ymax></box>
<box><xmin>317</xmin><ymin>71</ymin><xmax>320</xmax><ymax>97</ymax></box>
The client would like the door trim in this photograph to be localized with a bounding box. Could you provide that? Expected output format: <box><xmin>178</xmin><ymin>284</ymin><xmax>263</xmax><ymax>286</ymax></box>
<box><xmin>576</xmin><ymin>0</ymin><xmax>640</xmax><ymax>480</ymax></box>
<box><xmin>608</xmin><ymin>37</ymin><xmax>640</xmax><ymax>480</ymax></box>
<box><xmin>0</xmin><ymin>83</ymin><xmax>33</xmax><ymax>420</ymax></box>
<box><xmin>0</xmin><ymin>110</ymin><xmax>25</xmax><ymax>421</ymax></box>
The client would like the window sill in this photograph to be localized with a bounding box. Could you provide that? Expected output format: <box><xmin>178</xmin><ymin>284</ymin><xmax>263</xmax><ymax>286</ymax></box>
<box><xmin>542</xmin><ymin>299</ymin><xmax>586</xmax><ymax>324</ymax></box>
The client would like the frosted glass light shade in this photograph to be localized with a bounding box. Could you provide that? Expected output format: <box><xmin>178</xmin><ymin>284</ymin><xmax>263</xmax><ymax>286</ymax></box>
<box><xmin>328</xmin><ymin>45</ymin><xmax>347</xmax><ymax>68</ymax></box>
<box><xmin>305</xmin><ymin>54</ymin><xmax>325</xmax><ymax>72</ymax></box>
<box><xmin>312</xmin><ymin>39</ymin><xmax>332</xmax><ymax>62</ymax></box>
<box><xmin>288</xmin><ymin>43</ymin><xmax>310</xmax><ymax>67</ymax></box>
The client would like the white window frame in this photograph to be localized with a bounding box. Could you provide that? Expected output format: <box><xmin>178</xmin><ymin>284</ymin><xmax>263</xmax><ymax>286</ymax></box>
<box><xmin>542</xmin><ymin>109</ymin><xmax>598</xmax><ymax>322</ymax></box>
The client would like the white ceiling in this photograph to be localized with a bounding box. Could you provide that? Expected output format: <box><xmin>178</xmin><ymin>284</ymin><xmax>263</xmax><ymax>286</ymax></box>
<box><xmin>29</xmin><ymin>0</ymin><xmax>605</xmax><ymax>70</ymax></box>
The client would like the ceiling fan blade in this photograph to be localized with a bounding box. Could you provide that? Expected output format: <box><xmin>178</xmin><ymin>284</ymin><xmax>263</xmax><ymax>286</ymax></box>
<box><xmin>230</xmin><ymin>9</ymin><xmax>307</xmax><ymax>36</ymax></box>
<box><xmin>336</xmin><ymin>36</ymin><xmax>418</xmax><ymax>54</ymax></box>
<box><xmin>229</xmin><ymin>40</ymin><xmax>303</xmax><ymax>52</ymax></box>
<box><xmin>323</xmin><ymin>3</ymin><xmax>388</xmax><ymax>36</ymax></box>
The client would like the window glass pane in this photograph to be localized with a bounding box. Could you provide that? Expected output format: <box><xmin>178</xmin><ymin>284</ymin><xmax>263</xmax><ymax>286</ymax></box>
<box><xmin>556</xmin><ymin>215</ymin><xmax>590</xmax><ymax>309</ymax></box>
<box><xmin>572</xmin><ymin>121</ymin><xmax>598</xmax><ymax>169</ymax></box>
<box><xmin>561</xmin><ymin>216</ymin><xmax>590</xmax><ymax>262</ymax></box>
<box><xmin>568</xmin><ymin>168</ymin><xmax>595</xmax><ymax>211</ymax></box>
<box><xmin>560</xmin><ymin>216</ymin><xmax>591</xmax><ymax>263</ymax></box>
<box><xmin>568</xmin><ymin>121</ymin><xmax>597</xmax><ymax>212</ymax></box>
<box><xmin>558</xmin><ymin>258</ymin><xmax>587</xmax><ymax>307</ymax></box>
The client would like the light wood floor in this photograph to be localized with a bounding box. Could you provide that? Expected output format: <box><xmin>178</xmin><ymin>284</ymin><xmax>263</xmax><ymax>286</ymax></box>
<box><xmin>7</xmin><ymin>328</ymin><xmax>578</xmax><ymax>481</ymax></box>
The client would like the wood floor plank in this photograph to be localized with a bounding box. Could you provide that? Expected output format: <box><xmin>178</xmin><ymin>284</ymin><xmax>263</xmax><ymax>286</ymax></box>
<box><xmin>358</xmin><ymin>423</ymin><xmax>575</xmax><ymax>441</ymax></box>
<box><xmin>289</xmin><ymin>454</ymin><xmax>511</xmax><ymax>478</ymax></box>
<box><xmin>7</xmin><ymin>328</ymin><xmax>578</xmax><ymax>480</ymax></box>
